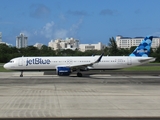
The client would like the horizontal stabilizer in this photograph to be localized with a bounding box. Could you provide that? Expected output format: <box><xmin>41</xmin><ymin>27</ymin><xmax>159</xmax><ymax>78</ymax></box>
<box><xmin>138</xmin><ymin>57</ymin><xmax>155</xmax><ymax>63</ymax></box>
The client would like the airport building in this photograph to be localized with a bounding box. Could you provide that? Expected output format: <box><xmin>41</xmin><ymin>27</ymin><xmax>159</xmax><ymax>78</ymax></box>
<box><xmin>16</xmin><ymin>33</ymin><xmax>28</xmax><ymax>48</ymax></box>
<box><xmin>48</xmin><ymin>37</ymin><xmax>79</xmax><ymax>50</ymax></box>
<box><xmin>79</xmin><ymin>42</ymin><xmax>105</xmax><ymax>52</ymax></box>
<box><xmin>0</xmin><ymin>32</ymin><xmax>5</xmax><ymax>45</ymax></box>
<box><xmin>116</xmin><ymin>35</ymin><xmax>160</xmax><ymax>49</ymax></box>
<box><xmin>0</xmin><ymin>32</ymin><xmax>12</xmax><ymax>46</ymax></box>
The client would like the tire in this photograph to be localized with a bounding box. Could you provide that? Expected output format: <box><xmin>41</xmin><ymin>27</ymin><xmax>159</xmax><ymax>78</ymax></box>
<box><xmin>77</xmin><ymin>72</ymin><xmax>82</xmax><ymax>77</ymax></box>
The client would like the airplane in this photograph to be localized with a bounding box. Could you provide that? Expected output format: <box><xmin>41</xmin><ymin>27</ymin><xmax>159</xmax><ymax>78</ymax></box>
<box><xmin>3</xmin><ymin>36</ymin><xmax>155</xmax><ymax>77</ymax></box>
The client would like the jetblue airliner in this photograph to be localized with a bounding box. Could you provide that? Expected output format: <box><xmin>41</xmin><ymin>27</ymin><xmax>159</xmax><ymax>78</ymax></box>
<box><xmin>4</xmin><ymin>36</ymin><xmax>155</xmax><ymax>77</ymax></box>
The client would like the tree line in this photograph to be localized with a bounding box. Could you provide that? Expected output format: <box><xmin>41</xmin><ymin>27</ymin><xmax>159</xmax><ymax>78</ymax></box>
<box><xmin>0</xmin><ymin>37</ymin><xmax>160</xmax><ymax>63</ymax></box>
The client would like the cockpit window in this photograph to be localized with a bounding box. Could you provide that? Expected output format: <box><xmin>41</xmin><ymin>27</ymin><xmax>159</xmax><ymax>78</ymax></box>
<box><xmin>9</xmin><ymin>60</ymin><xmax>14</xmax><ymax>63</ymax></box>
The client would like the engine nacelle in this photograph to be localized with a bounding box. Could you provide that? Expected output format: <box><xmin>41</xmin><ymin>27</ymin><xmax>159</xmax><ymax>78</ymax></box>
<box><xmin>56</xmin><ymin>66</ymin><xmax>71</xmax><ymax>76</ymax></box>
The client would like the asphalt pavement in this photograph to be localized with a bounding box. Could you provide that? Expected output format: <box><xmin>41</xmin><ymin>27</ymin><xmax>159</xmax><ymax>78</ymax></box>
<box><xmin>0</xmin><ymin>72</ymin><xmax>160</xmax><ymax>120</ymax></box>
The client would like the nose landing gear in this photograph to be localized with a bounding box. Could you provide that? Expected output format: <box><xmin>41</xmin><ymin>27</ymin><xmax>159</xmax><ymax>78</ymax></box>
<box><xmin>20</xmin><ymin>71</ymin><xmax>23</xmax><ymax>77</ymax></box>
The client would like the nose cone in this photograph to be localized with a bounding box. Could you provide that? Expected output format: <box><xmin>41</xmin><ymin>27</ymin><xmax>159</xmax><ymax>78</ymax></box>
<box><xmin>3</xmin><ymin>63</ymin><xmax>10</xmax><ymax>70</ymax></box>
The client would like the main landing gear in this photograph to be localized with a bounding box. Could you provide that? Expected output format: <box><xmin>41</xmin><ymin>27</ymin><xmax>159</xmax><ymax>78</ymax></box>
<box><xmin>20</xmin><ymin>71</ymin><xmax>23</xmax><ymax>77</ymax></box>
<box><xmin>77</xmin><ymin>72</ymin><xmax>82</xmax><ymax>77</ymax></box>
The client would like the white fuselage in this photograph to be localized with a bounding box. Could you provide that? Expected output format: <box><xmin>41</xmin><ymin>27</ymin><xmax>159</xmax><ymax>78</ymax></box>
<box><xmin>4</xmin><ymin>56</ymin><xmax>155</xmax><ymax>71</ymax></box>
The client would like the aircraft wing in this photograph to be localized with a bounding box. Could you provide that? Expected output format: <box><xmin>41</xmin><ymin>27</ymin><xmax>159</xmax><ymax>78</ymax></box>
<box><xmin>56</xmin><ymin>53</ymin><xmax>104</xmax><ymax>69</ymax></box>
<box><xmin>71</xmin><ymin>53</ymin><xmax>104</xmax><ymax>68</ymax></box>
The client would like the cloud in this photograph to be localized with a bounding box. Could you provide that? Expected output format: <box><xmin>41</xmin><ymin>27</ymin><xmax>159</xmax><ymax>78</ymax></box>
<box><xmin>39</xmin><ymin>21</ymin><xmax>69</xmax><ymax>39</ymax></box>
<box><xmin>23</xmin><ymin>19</ymin><xmax>83</xmax><ymax>44</ymax></box>
<box><xmin>54</xmin><ymin>29</ymin><xmax>68</xmax><ymax>39</ymax></box>
<box><xmin>53</xmin><ymin>19</ymin><xmax>83</xmax><ymax>39</ymax></box>
<box><xmin>40</xmin><ymin>21</ymin><xmax>55</xmax><ymax>39</ymax></box>
<box><xmin>20</xmin><ymin>30</ymin><xmax>31</xmax><ymax>37</ymax></box>
<box><xmin>69</xmin><ymin>18</ymin><xmax>83</xmax><ymax>36</ymax></box>
<box><xmin>100</xmin><ymin>9</ymin><xmax>118</xmax><ymax>16</ymax></box>
<box><xmin>30</xmin><ymin>4</ymin><xmax>51</xmax><ymax>19</ymax></box>
<box><xmin>59</xmin><ymin>14</ymin><xmax>67</xmax><ymax>21</ymax></box>
<box><xmin>67</xmin><ymin>10</ymin><xmax>89</xmax><ymax>16</ymax></box>
<box><xmin>40</xmin><ymin>19</ymin><xmax>83</xmax><ymax>39</ymax></box>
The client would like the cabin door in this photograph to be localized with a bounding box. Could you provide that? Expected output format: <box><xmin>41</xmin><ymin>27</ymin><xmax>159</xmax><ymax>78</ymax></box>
<box><xmin>127</xmin><ymin>58</ymin><xmax>132</xmax><ymax>65</ymax></box>
<box><xmin>18</xmin><ymin>58</ymin><xmax>23</xmax><ymax>66</ymax></box>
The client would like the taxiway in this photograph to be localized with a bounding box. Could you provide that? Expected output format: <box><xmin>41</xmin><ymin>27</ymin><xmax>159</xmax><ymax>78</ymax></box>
<box><xmin>0</xmin><ymin>72</ymin><xmax>160</xmax><ymax>119</ymax></box>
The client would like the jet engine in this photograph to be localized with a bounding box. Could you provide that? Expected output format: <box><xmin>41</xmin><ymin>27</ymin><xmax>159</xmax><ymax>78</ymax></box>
<box><xmin>56</xmin><ymin>66</ymin><xmax>71</xmax><ymax>76</ymax></box>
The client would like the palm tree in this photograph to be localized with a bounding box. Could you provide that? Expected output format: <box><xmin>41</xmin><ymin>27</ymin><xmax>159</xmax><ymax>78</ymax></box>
<box><xmin>108</xmin><ymin>37</ymin><xmax>119</xmax><ymax>56</ymax></box>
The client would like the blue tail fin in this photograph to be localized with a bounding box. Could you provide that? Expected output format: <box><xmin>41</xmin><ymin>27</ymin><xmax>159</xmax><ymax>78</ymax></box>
<box><xmin>129</xmin><ymin>36</ymin><xmax>153</xmax><ymax>57</ymax></box>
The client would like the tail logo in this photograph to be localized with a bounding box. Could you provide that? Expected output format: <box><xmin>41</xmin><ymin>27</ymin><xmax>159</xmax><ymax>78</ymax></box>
<box><xmin>137</xmin><ymin>49</ymin><xmax>148</xmax><ymax>53</ymax></box>
<box><xmin>129</xmin><ymin>36</ymin><xmax>153</xmax><ymax>57</ymax></box>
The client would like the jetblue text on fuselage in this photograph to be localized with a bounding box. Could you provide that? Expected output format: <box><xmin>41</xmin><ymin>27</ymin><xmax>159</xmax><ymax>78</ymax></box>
<box><xmin>26</xmin><ymin>58</ymin><xmax>51</xmax><ymax>66</ymax></box>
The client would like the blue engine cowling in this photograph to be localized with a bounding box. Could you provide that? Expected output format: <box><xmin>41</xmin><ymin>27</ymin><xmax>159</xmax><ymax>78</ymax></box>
<box><xmin>56</xmin><ymin>66</ymin><xmax>71</xmax><ymax>76</ymax></box>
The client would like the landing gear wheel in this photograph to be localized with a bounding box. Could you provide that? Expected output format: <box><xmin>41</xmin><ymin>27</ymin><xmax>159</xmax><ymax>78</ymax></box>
<box><xmin>20</xmin><ymin>74</ymin><xmax>23</xmax><ymax>77</ymax></box>
<box><xmin>77</xmin><ymin>72</ymin><xmax>82</xmax><ymax>77</ymax></box>
<box><xmin>20</xmin><ymin>71</ymin><xmax>23</xmax><ymax>77</ymax></box>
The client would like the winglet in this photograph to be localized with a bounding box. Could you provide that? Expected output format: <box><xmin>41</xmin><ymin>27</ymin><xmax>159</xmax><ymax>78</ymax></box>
<box><xmin>129</xmin><ymin>36</ymin><xmax>153</xmax><ymax>57</ymax></box>
<box><xmin>94</xmin><ymin>53</ymin><xmax>104</xmax><ymax>63</ymax></box>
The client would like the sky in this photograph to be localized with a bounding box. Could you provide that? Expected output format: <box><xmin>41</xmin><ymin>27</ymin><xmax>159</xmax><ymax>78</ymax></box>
<box><xmin>0</xmin><ymin>0</ymin><xmax>160</xmax><ymax>46</ymax></box>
